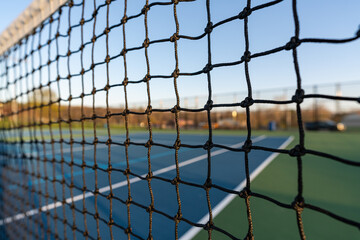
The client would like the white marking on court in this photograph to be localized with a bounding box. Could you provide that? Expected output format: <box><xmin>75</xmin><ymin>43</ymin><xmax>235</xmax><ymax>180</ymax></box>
<box><xmin>179</xmin><ymin>136</ymin><xmax>294</xmax><ymax>240</ymax></box>
<box><xmin>0</xmin><ymin>135</ymin><xmax>267</xmax><ymax>226</ymax></box>
<box><xmin>39</xmin><ymin>137</ymin><xmax>207</xmax><ymax>155</ymax></box>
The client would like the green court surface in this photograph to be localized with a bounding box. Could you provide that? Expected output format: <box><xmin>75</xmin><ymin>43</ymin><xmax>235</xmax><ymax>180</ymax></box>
<box><xmin>192</xmin><ymin>129</ymin><xmax>360</xmax><ymax>239</ymax></box>
<box><xmin>5</xmin><ymin>127</ymin><xmax>358</xmax><ymax>239</ymax></box>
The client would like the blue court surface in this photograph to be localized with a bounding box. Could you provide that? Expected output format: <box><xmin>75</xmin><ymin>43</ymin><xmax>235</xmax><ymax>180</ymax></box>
<box><xmin>0</xmin><ymin>133</ymin><xmax>292</xmax><ymax>239</ymax></box>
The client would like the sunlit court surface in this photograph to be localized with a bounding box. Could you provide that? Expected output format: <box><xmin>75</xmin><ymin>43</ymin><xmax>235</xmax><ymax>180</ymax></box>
<box><xmin>0</xmin><ymin>132</ymin><xmax>292</xmax><ymax>239</ymax></box>
<box><xmin>0</xmin><ymin>0</ymin><xmax>360</xmax><ymax>239</ymax></box>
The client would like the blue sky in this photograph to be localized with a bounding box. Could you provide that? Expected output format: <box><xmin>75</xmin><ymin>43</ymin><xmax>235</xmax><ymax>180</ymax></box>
<box><xmin>0</xmin><ymin>1</ymin><xmax>33</xmax><ymax>33</ymax></box>
<box><xmin>1</xmin><ymin>0</ymin><xmax>360</xmax><ymax>109</ymax></box>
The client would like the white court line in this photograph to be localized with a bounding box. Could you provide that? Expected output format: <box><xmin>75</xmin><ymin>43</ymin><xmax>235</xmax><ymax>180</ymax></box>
<box><xmin>39</xmin><ymin>138</ymin><xmax>206</xmax><ymax>155</ymax></box>
<box><xmin>0</xmin><ymin>135</ymin><xmax>267</xmax><ymax>226</ymax></box>
<box><xmin>179</xmin><ymin>136</ymin><xmax>294</xmax><ymax>240</ymax></box>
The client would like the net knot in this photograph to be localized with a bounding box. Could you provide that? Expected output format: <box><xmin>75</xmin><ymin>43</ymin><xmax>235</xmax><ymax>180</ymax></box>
<box><xmin>93</xmin><ymin>137</ymin><xmax>98</xmax><ymax>144</ymax></box>
<box><xmin>92</xmin><ymin>10</ymin><xmax>98</xmax><ymax>18</ymax></box>
<box><xmin>123</xmin><ymin>168</ymin><xmax>131</xmax><ymax>175</ymax></box>
<box><xmin>145</xmin><ymin>140</ymin><xmax>153</xmax><ymax>148</ymax></box>
<box><xmin>203</xmin><ymin>140</ymin><xmax>213</xmax><ymax>150</ymax></box>
<box><xmin>91</xmin><ymin>36</ymin><xmax>97</xmax><ymax>43</ymax></box>
<box><xmin>122</xmin><ymin>77</ymin><xmax>128</xmax><ymax>86</ymax></box>
<box><xmin>83</xmin><ymin>231</ymin><xmax>89</xmax><ymax>237</ymax></box>
<box><xmin>106</xmin><ymin>192</ymin><xmax>114</xmax><ymax>199</ymax></box>
<box><xmin>92</xmin><ymin>164</ymin><xmax>98</xmax><ymax>170</ymax></box>
<box><xmin>125</xmin><ymin>227</ymin><xmax>132</xmax><ymax>234</ymax></box>
<box><xmin>241</xmin><ymin>51</ymin><xmax>251</xmax><ymax>62</ymax></box>
<box><xmin>108</xmin><ymin>218</ymin><xmax>114</xmax><ymax>226</ymax></box>
<box><xmin>124</xmin><ymin>138</ymin><xmax>130</xmax><ymax>146</ymax></box>
<box><xmin>104</xmin><ymin>84</ymin><xmax>110</xmax><ymax>91</ymax></box>
<box><xmin>172</xmin><ymin>69</ymin><xmax>180</xmax><ymax>78</ymax></box>
<box><xmin>106</xmin><ymin>0</ymin><xmax>112</xmax><ymax>5</ymax></box>
<box><xmin>174</xmin><ymin>212</ymin><xmax>182</xmax><ymax>223</ymax></box>
<box><xmin>94</xmin><ymin>213</ymin><xmax>100</xmax><ymax>219</ymax></box>
<box><xmin>105</xmin><ymin>55</ymin><xmax>110</xmax><ymax>63</ymax></box>
<box><xmin>289</xmin><ymin>144</ymin><xmax>306</xmax><ymax>157</ymax></box>
<box><xmin>203</xmin><ymin>178</ymin><xmax>212</xmax><ymax>189</ymax></box>
<box><xmin>104</xmin><ymin>27</ymin><xmax>111</xmax><ymax>35</ymax></box>
<box><xmin>239</xmin><ymin>187</ymin><xmax>251</xmax><ymax>198</ymax></box>
<box><xmin>238</xmin><ymin>7</ymin><xmax>252</xmax><ymax>19</ymax></box>
<box><xmin>204</xmin><ymin>22</ymin><xmax>213</xmax><ymax>34</ymax></box>
<box><xmin>93</xmin><ymin>188</ymin><xmax>99</xmax><ymax>195</ymax></box>
<box><xmin>202</xmin><ymin>63</ymin><xmax>213</xmax><ymax>73</ymax></box>
<box><xmin>143</xmin><ymin>74</ymin><xmax>151</xmax><ymax>82</ymax></box>
<box><xmin>170</xmin><ymin>33</ymin><xmax>180</xmax><ymax>42</ymax></box>
<box><xmin>203</xmin><ymin>221</ymin><xmax>213</xmax><ymax>231</ymax></box>
<box><xmin>173</xmin><ymin>139</ymin><xmax>181</xmax><ymax>150</ymax></box>
<box><xmin>121</xmin><ymin>15</ymin><xmax>128</xmax><ymax>24</ymax></box>
<box><xmin>106</xmin><ymin>138</ymin><xmax>112</xmax><ymax>145</ymax></box>
<box><xmin>80</xmin><ymin>18</ymin><xmax>85</xmax><ymax>26</ymax></box>
<box><xmin>292</xmin><ymin>89</ymin><xmax>305</xmax><ymax>104</ymax></box>
<box><xmin>171</xmin><ymin>176</ymin><xmax>180</xmax><ymax>185</ymax></box>
<box><xmin>172</xmin><ymin>0</ymin><xmax>179</xmax><ymax>4</ymax></box>
<box><xmin>91</xmin><ymin>87</ymin><xmax>97</xmax><ymax>95</ymax></box>
<box><xmin>142</xmin><ymin>5</ymin><xmax>150</xmax><ymax>14</ymax></box>
<box><xmin>204</xmin><ymin>100</ymin><xmax>213</xmax><ymax>110</ymax></box>
<box><xmin>146</xmin><ymin>204</ymin><xmax>154</xmax><ymax>213</ymax></box>
<box><xmin>171</xmin><ymin>105</ymin><xmax>180</xmax><ymax>113</ymax></box>
<box><xmin>240</xmin><ymin>97</ymin><xmax>254</xmax><ymax>108</ymax></box>
<box><xmin>122</xmin><ymin>109</ymin><xmax>130</xmax><ymax>117</ymax></box>
<box><xmin>106</xmin><ymin>164</ymin><xmax>113</xmax><ymax>173</ymax></box>
<box><xmin>67</xmin><ymin>28</ymin><xmax>72</xmax><ymax>36</ymax></box>
<box><xmin>242</xmin><ymin>139</ymin><xmax>252</xmax><ymax>153</ymax></box>
<box><xmin>292</xmin><ymin>195</ymin><xmax>305</xmax><ymax>213</ymax></box>
<box><xmin>146</xmin><ymin>105</ymin><xmax>152</xmax><ymax>115</ymax></box>
<box><xmin>126</xmin><ymin>196</ymin><xmax>132</xmax><ymax>205</ymax></box>
<box><xmin>120</xmin><ymin>48</ymin><xmax>127</xmax><ymax>56</ymax></box>
<box><xmin>80</xmin><ymin>68</ymin><xmax>85</xmax><ymax>75</ymax></box>
<box><xmin>143</xmin><ymin>38</ymin><xmax>150</xmax><ymax>48</ymax></box>
<box><xmin>68</xmin><ymin>0</ymin><xmax>74</xmax><ymax>7</ymax></box>
<box><xmin>285</xmin><ymin>37</ymin><xmax>301</xmax><ymax>50</ymax></box>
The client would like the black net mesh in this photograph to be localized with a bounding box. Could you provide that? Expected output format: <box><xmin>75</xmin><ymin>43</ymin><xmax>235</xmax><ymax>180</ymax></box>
<box><xmin>0</xmin><ymin>0</ymin><xmax>359</xmax><ymax>239</ymax></box>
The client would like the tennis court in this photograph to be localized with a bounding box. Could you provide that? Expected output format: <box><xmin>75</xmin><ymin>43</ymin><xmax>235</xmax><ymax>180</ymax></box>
<box><xmin>0</xmin><ymin>0</ymin><xmax>359</xmax><ymax>239</ymax></box>
<box><xmin>0</xmin><ymin>132</ymin><xmax>292</xmax><ymax>239</ymax></box>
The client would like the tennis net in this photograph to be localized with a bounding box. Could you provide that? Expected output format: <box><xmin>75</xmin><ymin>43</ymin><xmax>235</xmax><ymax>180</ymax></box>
<box><xmin>0</xmin><ymin>0</ymin><xmax>359</xmax><ymax>239</ymax></box>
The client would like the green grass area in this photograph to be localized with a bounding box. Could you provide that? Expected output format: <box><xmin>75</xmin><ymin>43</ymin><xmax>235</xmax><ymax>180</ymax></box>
<box><xmin>192</xmin><ymin>129</ymin><xmax>360</xmax><ymax>239</ymax></box>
